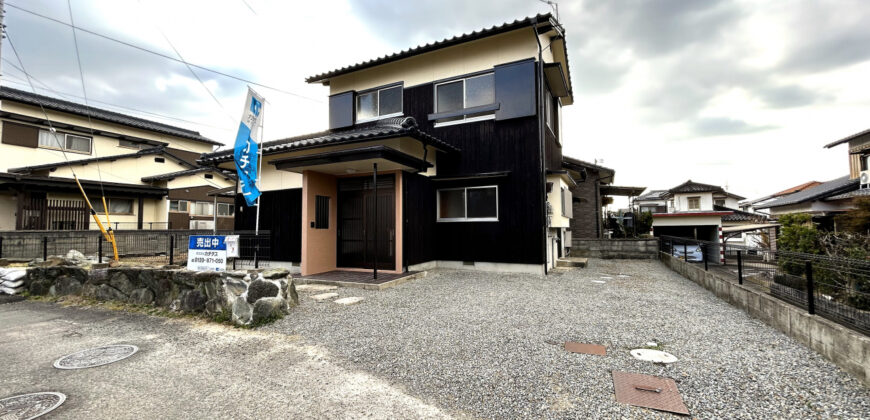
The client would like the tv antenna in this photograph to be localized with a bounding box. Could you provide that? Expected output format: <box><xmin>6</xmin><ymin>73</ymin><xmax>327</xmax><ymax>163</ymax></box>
<box><xmin>538</xmin><ymin>0</ymin><xmax>559</xmax><ymax>21</ymax></box>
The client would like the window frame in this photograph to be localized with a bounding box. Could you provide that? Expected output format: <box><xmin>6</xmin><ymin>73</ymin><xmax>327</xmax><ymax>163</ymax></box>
<box><xmin>687</xmin><ymin>196</ymin><xmax>702</xmax><ymax>211</ymax></box>
<box><xmin>118</xmin><ymin>139</ymin><xmax>149</xmax><ymax>150</ymax></box>
<box><xmin>191</xmin><ymin>201</ymin><xmax>214</xmax><ymax>217</ymax></box>
<box><xmin>38</xmin><ymin>129</ymin><xmax>92</xmax><ymax>155</ymax></box>
<box><xmin>216</xmin><ymin>202</ymin><xmax>234</xmax><ymax>218</ymax></box>
<box><xmin>436</xmin><ymin>185</ymin><xmax>499</xmax><ymax>222</ymax></box>
<box><xmin>355</xmin><ymin>83</ymin><xmax>404</xmax><ymax>123</ymax></box>
<box><xmin>169</xmin><ymin>199</ymin><xmax>189</xmax><ymax>213</ymax></box>
<box><xmin>433</xmin><ymin>72</ymin><xmax>496</xmax><ymax>127</ymax></box>
<box><xmin>93</xmin><ymin>198</ymin><xmax>135</xmax><ymax>215</ymax></box>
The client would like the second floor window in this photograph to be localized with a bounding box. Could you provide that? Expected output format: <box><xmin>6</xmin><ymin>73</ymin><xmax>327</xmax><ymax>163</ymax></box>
<box><xmin>688</xmin><ymin>197</ymin><xmax>701</xmax><ymax>211</ymax></box>
<box><xmin>169</xmin><ymin>200</ymin><xmax>189</xmax><ymax>212</ymax></box>
<box><xmin>434</xmin><ymin>73</ymin><xmax>495</xmax><ymax>124</ymax></box>
<box><xmin>192</xmin><ymin>202</ymin><xmax>214</xmax><ymax>216</ymax></box>
<box><xmin>217</xmin><ymin>202</ymin><xmax>235</xmax><ymax>217</ymax></box>
<box><xmin>356</xmin><ymin>85</ymin><xmax>402</xmax><ymax>121</ymax></box>
<box><xmin>38</xmin><ymin>129</ymin><xmax>91</xmax><ymax>154</ymax></box>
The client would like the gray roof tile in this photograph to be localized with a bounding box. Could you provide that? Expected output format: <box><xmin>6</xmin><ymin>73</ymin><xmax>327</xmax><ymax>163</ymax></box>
<box><xmin>755</xmin><ymin>176</ymin><xmax>859</xmax><ymax>209</ymax></box>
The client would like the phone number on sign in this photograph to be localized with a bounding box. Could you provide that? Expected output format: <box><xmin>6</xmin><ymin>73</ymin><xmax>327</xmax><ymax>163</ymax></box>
<box><xmin>190</xmin><ymin>257</ymin><xmax>225</xmax><ymax>264</ymax></box>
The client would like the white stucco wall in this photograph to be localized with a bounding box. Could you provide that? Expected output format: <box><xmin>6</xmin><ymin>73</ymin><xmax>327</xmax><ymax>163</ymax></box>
<box><xmin>672</xmin><ymin>192</ymin><xmax>714</xmax><ymax>212</ymax></box>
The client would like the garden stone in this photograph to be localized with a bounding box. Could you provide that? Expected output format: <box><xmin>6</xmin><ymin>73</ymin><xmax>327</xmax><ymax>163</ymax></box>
<box><xmin>81</xmin><ymin>284</ymin><xmax>98</xmax><ymax>298</ymax></box>
<box><xmin>247</xmin><ymin>279</ymin><xmax>278</xmax><ymax>304</ymax></box>
<box><xmin>252</xmin><ymin>297</ymin><xmax>286</xmax><ymax>324</ymax></box>
<box><xmin>96</xmin><ymin>284</ymin><xmax>127</xmax><ymax>301</ymax></box>
<box><xmin>223</xmin><ymin>278</ymin><xmax>248</xmax><ymax>297</ymax></box>
<box><xmin>53</xmin><ymin>276</ymin><xmax>82</xmax><ymax>296</ymax></box>
<box><xmin>109</xmin><ymin>272</ymin><xmax>135</xmax><ymax>295</ymax></box>
<box><xmin>286</xmin><ymin>280</ymin><xmax>299</xmax><ymax>307</ymax></box>
<box><xmin>195</xmin><ymin>271</ymin><xmax>222</xmax><ymax>283</ymax></box>
<box><xmin>179</xmin><ymin>289</ymin><xmax>207</xmax><ymax>313</ymax></box>
<box><xmin>262</xmin><ymin>268</ymin><xmax>289</xmax><ymax>279</ymax></box>
<box><xmin>232</xmin><ymin>294</ymin><xmax>253</xmax><ymax>325</ymax></box>
<box><xmin>64</xmin><ymin>250</ymin><xmax>88</xmax><ymax>264</ymax></box>
<box><xmin>130</xmin><ymin>288</ymin><xmax>155</xmax><ymax>305</ymax></box>
<box><xmin>174</xmin><ymin>270</ymin><xmax>196</xmax><ymax>287</ymax></box>
<box><xmin>89</xmin><ymin>269</ymin><xmax>109</xmax><ymax>285</ymax></box>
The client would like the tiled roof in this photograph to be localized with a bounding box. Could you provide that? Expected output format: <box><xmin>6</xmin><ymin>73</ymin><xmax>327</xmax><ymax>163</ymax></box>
<box><xmin>141</xmin><ymin>167</ymin><xmax>235</xmax><ymax>182</ymax></box>
<box><xmin>825</xmin><ymin>187</ymin><xmax>870</xmax><ymax>201</ymax></box>
<box><xmin>0</xmin><ymin>86</ymin><xmax>221</xmax><ymax>146</ymax></box>
<box><xmin>715</xmin><ymin>205</ymin><xmax>767</xmax><ymax>222</ymax></box>
<box><xmin>635</xmin><ymin>190</ymin><xmax>668</xmax><ymax>201</ymax></box>
<box><xmin>667</xmin><ymin>180</ymin><xmax>745</xmax><ymax>200</ymax></box>
<box><xmin>824</xmin><ymin>127</ymin><xmax>870</xmax><ymax>149</ymax></box>
<box><xmin>8</xmin><ymin>146</ymin><xmax>197</xmax><ymax>174</ymax></box>
<box><xmin>755</xmin><ymin>176</ymin><xmax>859</xmax><ymax>209</ymax></box>
<box><xmin>562</xmin><ymin>156</ymin><xmax>614</xmax><ymax>174</ymax></box>
<box><xmin>305</xmin><ymin>14</ymin><xmax>568</xmax><ymax>87</ymax></box>
<box><xmin>199</xmin><ymin>117</ymin><xmax>458</xmax><ymax>165</ymax></box>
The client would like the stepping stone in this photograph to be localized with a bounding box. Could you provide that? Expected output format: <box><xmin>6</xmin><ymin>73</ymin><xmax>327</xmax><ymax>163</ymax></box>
<box><xmin>311</xmin><ymin>292</ymin><xmax>339</xmax><ymax>302</ymax></box>
<box><xmin>334</xmin><ymin>297</ymin><xmax>364</xmax><ymax>305</ymax></box>
<box><xmin>296</xmin><ymin>284</ymin><xmax>338</xmax><ymax>293</ymax></box>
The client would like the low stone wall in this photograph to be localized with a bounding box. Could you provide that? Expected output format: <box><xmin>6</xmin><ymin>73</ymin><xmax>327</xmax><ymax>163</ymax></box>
<box><xmin>570</xmin><ymin>238</ymin><xmax>659</xmax><ymax>259</ymax></box>
<box><xmin>660</xmin><ymin>252</ymin><xmax>870</xmax><ymax>387</ymax></box>
<box><xmin>24</xmin><ymin>266</ymin><xmax>297</xmax><ymax>326</ymax></box>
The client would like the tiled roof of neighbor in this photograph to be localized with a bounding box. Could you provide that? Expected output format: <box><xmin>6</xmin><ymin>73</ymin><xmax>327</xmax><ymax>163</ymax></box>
<box><xmin>824</xmin><ymin>127</ymin><xmax>870</xmax><ymax>149</ymax></box>
<box><xmin>7</xmin><ymin>146</ymin><xmax>197</xmax><ymax>174</ymax></box>
<box><xmin>635</xmin><ymin>190</ymin><xmax>668</xmax><ymax>201</ymax></box>
<box><xmin>305</xmin><ymin>14</ymin><xmax>568</xmax><ymax>86</ymax></box>
<box><xmin>669</xmin><ymin>180</ymin><xmax>724</xmax><ymax>194</ymax></box>
<box><xmin>562</xmin><ymin>156</ymin><xmax>614</xmax><ymax>174</ymax></box>
<box><xmin>0</xmin><ymin>86</ymin><xmax>221</xmax><ymax>146</ymax></box>
<box><xmin>715</xmin><ymin>205</ymin><xmax>767</xmax><ymax>222</ymax></box>
<box><xmin>199</xmin><ymin>117</ymin><xmax>458</xmax><ymax>165</ymax></box>
<box><xmin>772</xmin><ymin>181</ymin><xmax>823</xmax><ymax>197</ymax></box>
<box><xmin>141</xmin><ymin>167</ymin><xmax>235</xmax><ymax>182</ymax></box>
<box><xmin>755</xmin><ymin>176</ymin><xmax>859</xmax><ymax>209</ymax></box>
<box><xmin>825</xmin><ymin>187</ymin><xmax>870</xmax><ymax>201</ymax></box>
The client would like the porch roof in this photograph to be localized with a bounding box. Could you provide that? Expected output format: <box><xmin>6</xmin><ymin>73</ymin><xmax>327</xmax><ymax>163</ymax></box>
<box><xmin>601</xmin><ymin>185</ymin><xmax>646</xmax><ymax>196</ymax></box>
<box><xmin>269</xmin><ymin>145</ymin><xmax>432</xmax><ymax>174</ymax></box>
<box><xmin>199</xmin><ymin>117</ymin><xmax>458</xmax><ymax>165</ymax></box>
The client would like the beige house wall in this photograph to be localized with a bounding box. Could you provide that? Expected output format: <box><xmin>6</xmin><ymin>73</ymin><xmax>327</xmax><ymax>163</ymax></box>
<box><xmin>0</xmin><ymin>192</ymin><xmax>16</xmax><ymax>230</ymax></box>
<box><xmin>546</xmin><ymin>175</ymin><xmax>571</xmax><ymax>228</ymax></box>
<box><xmin>301</xmin><ymin>170</ymin><xmax>337</xmax><ymax>276</ymax></box>
<box><xmin>45</xmin><ymin>156</ymin><xmax>190</xmax><ymax>185</ymax></box>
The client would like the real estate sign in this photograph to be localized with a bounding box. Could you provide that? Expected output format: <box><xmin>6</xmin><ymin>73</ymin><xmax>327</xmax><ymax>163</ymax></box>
<box><xmin>187</xmin><ymin>235</ymin><xmax>227</xmax><ymax>272</ymax></box>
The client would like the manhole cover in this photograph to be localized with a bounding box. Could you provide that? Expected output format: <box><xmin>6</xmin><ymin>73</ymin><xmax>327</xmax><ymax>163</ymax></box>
<box><xmin>53</xmin><ymin>344</ymin><xmax>138</xmax><ymax>370</ymax></box>
<box><xmin>612</xmin><ymin>371</ymin><xmax>689</xmax><ymax>415</ymax></box>
<box><xmin>630</xmin><ymin>348</ymin><xmax>678</xmax><ymax>364</ymax></box>
<box><xmin>0</xmin><ymin>392</ymin><xmax>66</xmax><ymax>420</ymax></box>
<box><xmin>564</xmin><ymin>342</ymin><xmax>606</xmax><ymax>356</ymax></box>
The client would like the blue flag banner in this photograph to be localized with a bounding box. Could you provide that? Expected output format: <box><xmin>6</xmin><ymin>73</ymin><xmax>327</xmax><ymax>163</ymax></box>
<box><xmin>234</xmin><ymin>87</ymin><xmax>265</xmax><ymax>206</ymax></box>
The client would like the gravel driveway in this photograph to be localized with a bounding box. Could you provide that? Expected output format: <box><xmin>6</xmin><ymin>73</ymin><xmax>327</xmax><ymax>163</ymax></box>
<box><xmin>266</xmin><ymin>259</ymin><xmax>870</xmax><ymax>419</ymax></box>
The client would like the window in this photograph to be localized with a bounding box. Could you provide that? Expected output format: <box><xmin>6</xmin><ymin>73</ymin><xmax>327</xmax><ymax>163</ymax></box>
<box><xmin>544</xmin><ymin>88</ymin><xmax>559</xmax><ymax>139</ymax></box>
<box><xmin>687</xmin><ymin>196</ymin><xmax>701</xmax><ymax>211</ymax></box>
<box><xmin>192</xmin><ymin>202</ymin><xmax>214</xmax><ymax>216</ymax></box>
<box><xmin>314</xmin><ymin>195</ymin><xmax>329</xmax><ymax>229</ymax></box>
<box><xmin>434</xmin><ymin>72</ymin><xmax>495</xmax><ymax>125</ymax></box>
<box><xmin>217</xmin><ymin>202</ymin><xmax>234</xmax><ymax>217</ymax></box>
<box><xmin>861</xmin><ymin>154</ymin><xmax>869</xmax><ymax>171</ymax></box>
<box><xmin>714</xmin><ymin>198</ymin><xmax>725</xmax><ymax>207</ymax></box>
<box><xmin>437</xmin><ymin>186</ymin><xmax>498</xmax><ymax>222</ymax></box>
<box><xmin>93</xmin><ymin>198</ymin><xmax>134</xmax><ymax>214</ymax></box>
<box><xmin>561</xmin><ymin>187</ymin><xmax>572</xmax><ymax>218</ymax></box>
<box><xmin>38</xmin><ymin>129</ymin><xmax>92</xmax><ymax>154</ymax></box>
<box><xmin>169</xmin><ymin>200</ymin><xmax>189</xmax><ymax>213</ymax></box>
<box><xmin>204</xmin><ymin>174</ymin><xmax>213</xmax><ymax>179</ymax></box>
<box><xmin>119</xmin><ymin>139</ymin><xmax>149</xmax><ymax>149</ymax></box>
<box><xmin>356</xmin><ymin>85</ymin><xmax>403</xmax><ymax>122</ymax></box>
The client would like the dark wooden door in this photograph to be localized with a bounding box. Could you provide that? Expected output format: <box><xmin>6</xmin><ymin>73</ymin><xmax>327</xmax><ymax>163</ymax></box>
<box><xmin>337</xmin><ymin>175</ymin><xmax>395</xmax><ymax>270</ymax></box>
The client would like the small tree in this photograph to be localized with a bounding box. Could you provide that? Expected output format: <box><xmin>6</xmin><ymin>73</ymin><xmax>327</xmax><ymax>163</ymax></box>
<box><xmin>777</xmin><ymin>213</ymin><xmax>822</xmax><ymax>254</ymax></box>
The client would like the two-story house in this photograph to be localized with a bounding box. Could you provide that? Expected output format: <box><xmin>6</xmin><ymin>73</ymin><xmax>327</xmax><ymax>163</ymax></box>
<box><xmin>200</xmin><ymin>14</ymin><xmax>575</xmax><ymax>275</ymax></box>
<box><xmin>0</xmin><ymin>87</ymin><xmax>236</xmax><ymax>231</ymax></box>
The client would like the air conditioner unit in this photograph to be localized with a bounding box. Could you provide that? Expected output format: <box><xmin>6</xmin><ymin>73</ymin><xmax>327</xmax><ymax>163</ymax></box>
<box><xmin>861</xmin><ymin>170</ymin><xmax>870</xmax><ymax>189</ymax></box>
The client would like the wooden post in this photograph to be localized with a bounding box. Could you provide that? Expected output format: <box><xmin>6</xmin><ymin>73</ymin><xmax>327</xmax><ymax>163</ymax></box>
<box><xmin>373</xmin><ymin>163</ymin><xmax>378</xmax><ymax>280</ymax></box>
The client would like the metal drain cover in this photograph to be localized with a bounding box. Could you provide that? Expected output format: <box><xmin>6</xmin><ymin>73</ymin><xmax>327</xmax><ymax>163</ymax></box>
<box><xmin>0</xmin><ymin>392</ymin><xmax>66</xmax><ymax>420</ymax></box>
<box><xmin>630</xmin><ymin>348</ymin><xmax>678</xmax><ymax>364</ymax></box>
<box><xmin>54</xmin><ymin>344</ymin><xmax>138</xmax><ymax>369</ymax></box>
<box><xmin>612</xmin><ymin>371</ymin><xmax>689</xmax><ymax>415</ymax></box>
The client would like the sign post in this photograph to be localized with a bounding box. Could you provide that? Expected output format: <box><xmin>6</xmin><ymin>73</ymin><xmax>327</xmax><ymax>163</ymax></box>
<box><xmin>187</xmin><ymin>235</ymin><xmax>227</xmax><ymax>272</ymax></box>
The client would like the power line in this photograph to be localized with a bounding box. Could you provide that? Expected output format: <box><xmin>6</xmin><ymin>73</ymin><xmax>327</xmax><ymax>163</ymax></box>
<box><xmin>5</xmin><ymin>2</ymin><xmax>323</xmax><ymax>103</ymax></box>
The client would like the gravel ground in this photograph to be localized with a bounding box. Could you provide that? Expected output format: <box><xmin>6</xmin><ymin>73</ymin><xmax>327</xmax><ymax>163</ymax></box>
<box><xmin>265</xmin><ymin>259</ymin><xmax>870</xmax><ymax>419</ymax></box>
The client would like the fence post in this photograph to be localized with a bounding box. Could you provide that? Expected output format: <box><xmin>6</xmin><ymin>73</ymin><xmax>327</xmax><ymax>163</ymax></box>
<box><xmin>169</xmin><ymin>234</ymin><xmax>175</xmax><ymax>265</ymax></box>
<box><xmin>43</xmin><ymin>236</ymin><xmax>48</xmax><ymax>261</ymax></box>
<box><xmin>702</xmin><ymin>243</ymin><xmax>708</xmax><ymax>271</ymax></box>
<box><xmin>737</xmin><ymin>250</ymin><xmax>743</xmax><ymax>284</ymax></box>
<box><xmin>806</xmin><ymin>261</ymin><xmax>815</xmax><ymax>315</ymax></box>
<box><xmin>683</xmin><ymin>243</ymin><xmax>687</xmax><ymax>262</ymax></box>
<box><xmin>0</xmin><ymin>236</ymin><xmax>3</xmax><ymax>259</ymax></box>
<box><xmin>98</xmin><ymin>235</ymin><xmax>103</xmax><ymax>263</ymax></box>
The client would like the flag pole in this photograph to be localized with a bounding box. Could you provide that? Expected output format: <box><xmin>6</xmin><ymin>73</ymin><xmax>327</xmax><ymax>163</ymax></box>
<box><xmin>254</xmin><ymin>98</ymin><xmax>265</xmax><ymax>268</ymax></box>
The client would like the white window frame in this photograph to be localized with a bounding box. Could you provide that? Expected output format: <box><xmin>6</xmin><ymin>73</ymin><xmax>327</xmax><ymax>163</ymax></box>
<box><xmin>433</xmin><ymin>72</ymin><xmax>496</xmax><ymax>127</ymax></box>
<box><xmin>688</xmin><ymin>196</ymin><xmax>701</xmax><ymax>211</ymax></box>
<box><xmin>38</xmin><ymin>129</ymin><xmax>92</xmax><ymax>155</ymax></box>
<box><xmin>93</xmin><ymin>198</ymin><xmax>134</xmax><ymax>215</ymax></box>
<box><xmin>355</xmin><ymin>84</ymin><xmax>403</xmax><ymax>123</ymax></box>
<box><xmin>191</xmin><ymin>201</ymin><xmax>214</xmax><ymax>217</ymax></box>
<box><xmin>436</xmin><ymin>185</ymin><xmax>499</xmax><ymax>222</ymax></box>
<box><xmin>169</xmin><ymin>199</ymin><xmax>189</xmax><ymax>213</ymax></box>
<box><xmin>216</xmin><ymin>202</ymin><xmax>234</xmax><ymax>217</ymax></box>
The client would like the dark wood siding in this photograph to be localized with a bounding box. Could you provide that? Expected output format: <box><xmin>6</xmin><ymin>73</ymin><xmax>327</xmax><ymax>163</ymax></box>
<box><xmin>403</xmin><ymin>78</ymin><xmax>546</xmax><ymax>265</ymax></box>
<box><xmin>544</xmin><ymin>128</ymin><xmax>562</xmax><ymax>171</ymax></box>
<box><xmin>403</xmin><ymin>172</ymin><xmax>436</xmax><ymax>266</ymax></box>
<box><xmin>2</xmin><ymin>121</ymin><xmax>39</xmax><ymax>148</ymax></box>
<box><xmin>234</xmin><ymin>189</ymin><xmax>302</xmax><ymax>262</ymax></box>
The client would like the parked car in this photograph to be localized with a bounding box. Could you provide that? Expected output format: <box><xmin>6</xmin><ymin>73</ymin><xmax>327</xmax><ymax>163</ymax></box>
<box><xmin>672</xmin><ymin>244</ymin><xmax>703</xmax><ymax>262</ymax></box>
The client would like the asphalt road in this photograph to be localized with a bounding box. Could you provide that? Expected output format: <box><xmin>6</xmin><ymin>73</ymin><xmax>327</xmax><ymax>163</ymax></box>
<box><xmin>0</xmin><ymin>300</ymin><xmax>449</xmax><ymax>419</ymax></box>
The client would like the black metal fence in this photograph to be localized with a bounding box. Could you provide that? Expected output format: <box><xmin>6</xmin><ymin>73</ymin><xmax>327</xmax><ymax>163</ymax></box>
<box><xmin>0</xmin><ymin>230</ymin><xmax>270</xmax><ymax>269</ymax></box>
<box><xmin>660</xmin><ymin>235</ymin><xmax>870</xmax><ymax>335</ymax></box>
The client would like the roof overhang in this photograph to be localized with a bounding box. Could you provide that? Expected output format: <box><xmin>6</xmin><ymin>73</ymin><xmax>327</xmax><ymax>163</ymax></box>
<box><xmin>0</xmin><ymin>172</ymin><xmax>168</xmax><ymax>196</ymax></box>
<box><xmin>269</xmin><ymin>145</ymin><xmax>431</xmax><ymax>175</ymax></box>
<box><xmin>601</xmin><ymin>185</ymin><xmax>646</xmax><ymax>197</ymax></box>
<box><xmin>653</xmin><ymin>211</ymin><xmax>732</xmax><ymax>218</ymax></box>
<box><xmin>544</xmin><ymin>63</ymin><xmax>570</xmax><ymax>98</ymax></box>
<box><xmin>721</xmin><ymin>223</ymin><xmax>780</xmax><ymax>234</ymax></box>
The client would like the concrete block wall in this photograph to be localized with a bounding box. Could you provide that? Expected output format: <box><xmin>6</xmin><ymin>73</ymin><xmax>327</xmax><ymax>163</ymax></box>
<box><xmin>660</xmin><ymin>252</ymin><xmax>870</xmax><ymax>387</ymax></box>
<box><xmin>570</xmin><ymin>239</ymin><xmax>659</xmax><ymax>259</ymax></box>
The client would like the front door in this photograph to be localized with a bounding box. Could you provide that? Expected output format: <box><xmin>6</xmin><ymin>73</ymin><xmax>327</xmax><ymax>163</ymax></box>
<box><xmin>337</xmin><ymin>174</ymin><xmax>395</xmax><ymax>270</ymax></box>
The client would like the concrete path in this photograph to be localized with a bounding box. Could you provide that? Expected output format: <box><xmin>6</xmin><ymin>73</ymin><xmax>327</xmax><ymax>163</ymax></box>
<box><xmin>0</xmin><ymin>301</ymin><xmax>450</xmax><ymax>419</ymax></box>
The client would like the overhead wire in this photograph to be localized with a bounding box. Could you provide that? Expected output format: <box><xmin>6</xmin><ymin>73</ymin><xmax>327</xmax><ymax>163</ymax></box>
<box><xmin>5</xmin><ymin>2</ymin><xmax>324</xmax><ymax>104</ymax></box>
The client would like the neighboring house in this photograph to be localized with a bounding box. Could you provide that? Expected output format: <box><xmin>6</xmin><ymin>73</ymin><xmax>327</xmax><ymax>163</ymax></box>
<box><xmin>633</xmin><ymin>190</ymin><xmax>668</xmax><ymax>214</ymax></box>
<box><xmin>561</xmin><ymin>157</ymin><xmax>643</xmax><ymax>239</ymax></box>
<box><xmin>651</xmin><ymin>180</ymin><xmax>747</xmax><ymax>242</ymax></box>
<box><xmin>0</xmin><ymin>87</ymin><xmax>231</xmax><ymax>231</ymax></box>
<box><xmin>753</xmin><ymin>128</ymin><xmax>869</xmax><ymax>227</ymax></box>
<box><xmin>739</xmin><ymin>181</ymin><xmax>822</xmax><ymax>214</ymax></box>
<box><xmin>200</xmin><ymin>14</ymin><xmax>576</xmax><ymax>275</ymax></box>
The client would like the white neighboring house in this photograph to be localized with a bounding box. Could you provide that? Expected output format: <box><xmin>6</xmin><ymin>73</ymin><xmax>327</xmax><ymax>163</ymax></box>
<box><xmin>633</xmin><ymin>190</ymin><xmax>668</xmax><ymax>214</ymax></box>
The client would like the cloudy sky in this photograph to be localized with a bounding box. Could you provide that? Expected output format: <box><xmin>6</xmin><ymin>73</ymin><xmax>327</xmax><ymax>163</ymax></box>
<box><xmin>3</xmin><ymin>0</ymin><xmax>870</xmax><ymax>204</ymax></box>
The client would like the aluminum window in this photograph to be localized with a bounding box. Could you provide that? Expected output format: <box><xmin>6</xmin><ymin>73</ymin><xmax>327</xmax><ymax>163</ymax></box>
<box><xmin>434</xmin><ymin>73</ymin><xmax>495</xmax><ymax>126</ymax></box>
<box><xmin>169</xmin><ymin>200</ymin><xmax>189</xmax><ymax>213</ymax></box>
<box><xmin>93</xmin><ymin>198</ymin><xmax>134</xmax><ymax>215</ymax></box>
<box><xmin>217</xmin><ymin>202</ymin><xmax>234</xmax><ymax>217</ymax></box>
<box><xmin>437</xmin><ymin>186</ymin><xmax>498</xmax><ymax>222</ymax></box>
<box><xmin>38</xmin><ymin>129</ymin><xmax>92</xmax><ymax>154</ymax></box>
<box><xmin>687</xmin><ymin>196</ymin><xmax>701</xmax><ymax>211</ymax></box>
<box><xmin>192</xmin><ymin>202</ymin><xmax>214</xmax><ymax>216</ymax></box>
<box><xmin>356</xmin><ymin>85</ymin><xmax>403</xmax><ymax>122</ymax></box>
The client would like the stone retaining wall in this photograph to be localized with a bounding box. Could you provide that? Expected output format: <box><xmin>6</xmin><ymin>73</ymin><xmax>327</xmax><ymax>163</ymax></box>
<box><xmin>570</xmin><ymin>238</ymin><xmax>659</xmax><ymax>259</ymax></box>
<box><xmin>660</xmin><ymin>252</ymin><xmax>870</xmax><ymax>387</ymax></box>
<box><xmin>23</xmin><ymin>266</ymin><xmax>297</xmax><ymax>326</ymax></box>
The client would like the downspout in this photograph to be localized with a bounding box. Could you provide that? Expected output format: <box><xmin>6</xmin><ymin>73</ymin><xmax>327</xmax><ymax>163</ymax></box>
<box><xmin>534</xmin><ymin>21</ymin><xmax>548</xmax><ymax>275</ymax></box>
